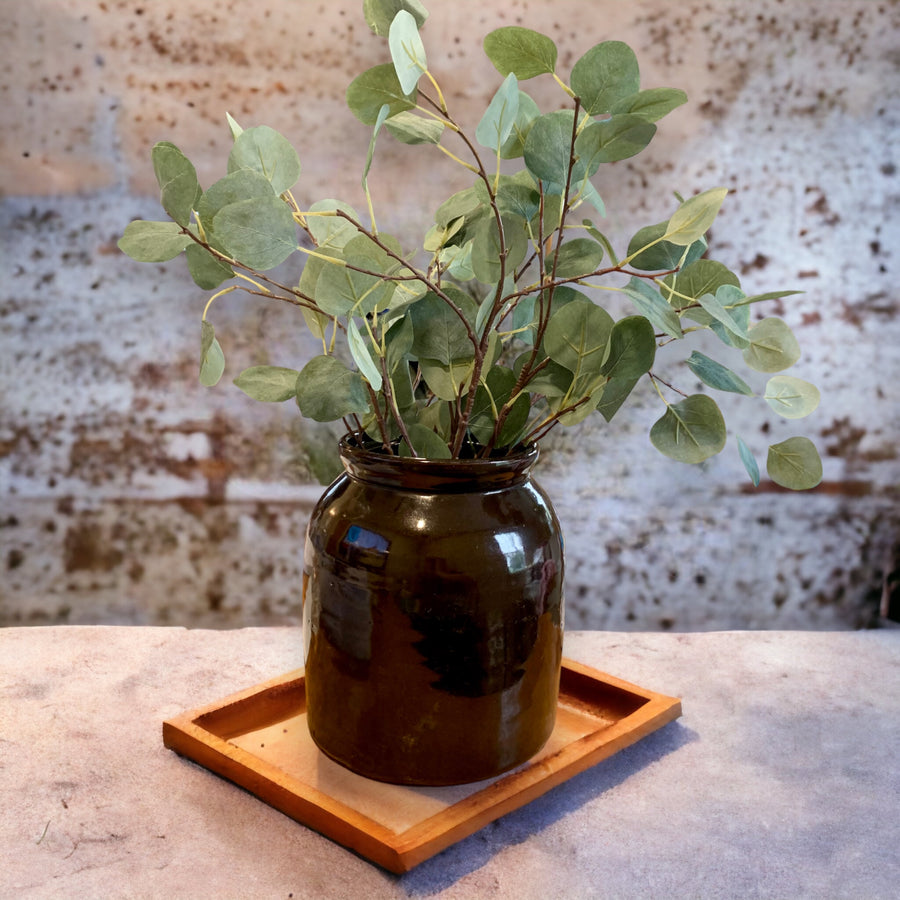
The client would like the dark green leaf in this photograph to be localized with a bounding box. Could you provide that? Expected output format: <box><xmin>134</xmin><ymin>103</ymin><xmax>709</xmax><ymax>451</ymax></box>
<box><xmin>596</xmin><ymin>375</ymin><xmax>639</xmax><ymax>422</ymax></box>
<box><xmin>152</xmin><ymin>141</ymin><xmax>201</xmax><ymax>227</ymax></box>
<box><xmin>200</xmin><ymin>320</ymin><xmax>225</xmax><ymax>387</ymax></box>
<box><xmin>523</xmin><ymin>110</ymin><xmax>579</xmax><ymax>187</ymax></box>
<box><xmin>227</xmin><ymin>126</ymin><xmax>301</xmax><ymax>196</ymax></box>
<box><xmin>649</xmin><ymin>394</ymin><xmax>726</xmax><ymax>463</ymax></box>
<box><xmin>418</xmin><ymin>356</ymin><xmax>474</xmax><ymax>401</ymax></box>
<box><xmin>576</xmin><ymin>115</ymin><xmax>656</xmax><ymax>166</ymax></box>
<box><xmin>602</xmin><ymin>316</ymin><xmax>656</xmax><ymax>380</ymax></box>
<box><xmin>611</xmin><ymin>87</ymin><xmax>688</xmax><ymax>122</ymax></box>
<box><xmin>627</xmin><ymin>220</ymin><xmax>707</xmax><ymax>271</ymax></box>
<box><xmin>234</xmin><ymin>366</ymin><xmax>300</xmax><ymax>402</ymax></box>
<box><xmin>470</xmin><ymin>214</ymin><xmax>528</xmax><ymax>284</ymax></box>
<box><xmin>483</xmin><ymin>26</ymin><xmax>557</xmax><ymax>80</ymax></box>
<box><xmin>408</xmin><ymin>290</ymin><xmax>478</xmax><ymax>364</ymax></box>
<box><xmin>545</xmin><ymin>237</ymin><xmax>604</xmax><ymax>279</ymax></box>
<box><xmin>400</xmin><ymin>424</ymin><xmax>452</xmax><ymax>459</ymax></box>
<box><xmin>363</xmin><ymin>0</ymin><xmax>428</xmax><ymax>36</ymax></box>
<box><xmin>118</xmin><ymin>220</ymin><xmax>191</xmax><ymax>262</ymax></box>
<box><xmin>295</xmin><ymin>355</ymin><xmax>371</xmax><ymax>422</ymax></box>
<box><xmin>185</xmin><ymin>243</ymin><xmax>234</xmax><ymax>289</ymax></box>
<box><xmin>570</xmin><ymin>41</ymin><xmax>640</xmax><ymax>116</ymax></box>
<box><xmin>212</xmin><ymin>195</ymin><xmax>297</xmax><ymax>270</ymax></box>
<box><xmin>766</xmin><ymin>437</ymin><xmax>823</xmax><ymax>490</ymax></box>
<box><xmin>346</xmin><ymin>63</ymin><xmax>417</xmax><ymax>125</ymax></box>
<box><xmin>686</xmin><ymin>351</ymin><xmax>754</xmax><ymax>395</ymax></box>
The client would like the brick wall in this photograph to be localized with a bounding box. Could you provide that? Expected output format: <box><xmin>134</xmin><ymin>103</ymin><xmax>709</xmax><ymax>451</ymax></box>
<box><xmin>2</xmin><ymin>0</ymin><xmax>898</xmax><ymax>629</ymax></box>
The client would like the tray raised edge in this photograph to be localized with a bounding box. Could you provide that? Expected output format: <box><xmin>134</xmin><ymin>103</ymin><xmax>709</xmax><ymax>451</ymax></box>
<box><xmin>163</xmin><ymin>659</ymin><xmax>682</xmax><ymax>873</ymax></box>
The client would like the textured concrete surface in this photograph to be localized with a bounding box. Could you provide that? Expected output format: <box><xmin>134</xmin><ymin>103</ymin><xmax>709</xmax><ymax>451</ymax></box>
<box><xmin>2</xmin><ymin>1</ymin><xmax>899</xmax><ymax>630</ymax></box>
<box><xmin>1</xmin><ymin>626</ymin><xmax>898</xmax><ymax>899</ymax></box>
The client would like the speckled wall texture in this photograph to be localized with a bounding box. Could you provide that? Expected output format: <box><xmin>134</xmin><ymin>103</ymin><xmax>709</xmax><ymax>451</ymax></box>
<box><xmin>2</xmin><ymin>0</ymin><xmax>898</xmax><ymax>629</ymax></box>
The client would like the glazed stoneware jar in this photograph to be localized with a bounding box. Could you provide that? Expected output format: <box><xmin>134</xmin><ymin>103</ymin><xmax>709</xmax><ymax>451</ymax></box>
<box><xmin>302</xmin><ymin>436</ymin><xmax>564</xmax><ymax>785</ymax></box>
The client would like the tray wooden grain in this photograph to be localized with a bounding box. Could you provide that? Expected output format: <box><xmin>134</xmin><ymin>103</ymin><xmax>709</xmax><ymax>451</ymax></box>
<box><xmin>163</xmin><ymin>659</ymin><xmax>681</xmax><ymax>873</ymax></box>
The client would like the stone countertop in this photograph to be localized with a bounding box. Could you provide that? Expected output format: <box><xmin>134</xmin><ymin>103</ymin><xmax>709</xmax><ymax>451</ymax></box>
<box><xmin>1</xmin><ymin>627</ymin><xmax>898</xmax><ymax>899</ymax></box>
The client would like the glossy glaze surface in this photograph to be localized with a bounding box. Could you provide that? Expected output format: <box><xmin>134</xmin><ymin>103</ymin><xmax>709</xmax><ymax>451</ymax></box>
<box><xmin>302</xmin><ymin>439</ymin><xmax>564</xmax><ymax>785</ymax></box>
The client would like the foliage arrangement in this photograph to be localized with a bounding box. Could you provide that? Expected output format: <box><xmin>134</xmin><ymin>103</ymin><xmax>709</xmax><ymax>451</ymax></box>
<box><xmin>119</xmin><ymin>0</ymin><xmax>823</xmax><ymax>489</ymax></box>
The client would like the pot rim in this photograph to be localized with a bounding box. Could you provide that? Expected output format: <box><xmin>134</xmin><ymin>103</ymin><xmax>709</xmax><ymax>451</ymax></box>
<box><xmin>338</xmin><ymin>434</ymin><xmax>540</xmax><ymax>491</ymax></box>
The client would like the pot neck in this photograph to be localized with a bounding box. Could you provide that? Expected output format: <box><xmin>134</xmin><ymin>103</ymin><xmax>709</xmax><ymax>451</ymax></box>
<box><xmin>338</xmin><ymin>436</ymin><xmax>539</xmax><ymax>492</ymax></box>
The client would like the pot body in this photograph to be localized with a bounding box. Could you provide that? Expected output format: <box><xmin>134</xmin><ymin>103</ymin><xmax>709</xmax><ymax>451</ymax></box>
<box><xmin>302</xmin><ymin>437</ymin><xmax>564</xmax><ymax>785</ymax></box>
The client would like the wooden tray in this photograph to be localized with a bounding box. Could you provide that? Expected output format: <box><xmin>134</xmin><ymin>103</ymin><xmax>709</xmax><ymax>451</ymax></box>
<box><xmin>163</xmin><ymin>659</ymin><xmax>681</xmax><ymax>873</ymax></box>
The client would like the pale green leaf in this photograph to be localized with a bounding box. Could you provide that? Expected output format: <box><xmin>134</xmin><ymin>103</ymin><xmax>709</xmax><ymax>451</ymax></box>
<box><xmin>476</xmin><ymin>73</ymin><xmax>520</xmax><ymax>151</ymax></box>
<box><xmin>197</xmin><ymin>169</ymin><xmax>277</xmax><ymax>233</ymax></box>
<box><xmin>389</xmin><ymin>9</ymin><xmax>428</xmax><ymax>94</ymax></box>
<box><xmin>663</xmin><ymin>187</ymin><xmax>729</xmax><ymax>246</ymax></box>
<box><xmin>384</xmin><ymin>110</ymin><xmax>444</xmax><ymax>144</ymax></box>
<box><xmin>306</xmin><ymin>199</ymin><xmax>361</xmax><ymax>250</ymax></box>
<box><xmin>483</xmin><ymin>26</ymin><xmax>557</xmax><ymax>80</ymax></box>
<box><xmin>118</xmin><ymin>220</ymin><xmax>191</xmax><ymax>262</ymax></box>
<box><xmin>545</xmin><ymin>237</ymin><xmax>604</xmax><ymax>279</ymax></box>
<box><xmin>225</xmin><ymin>112</ymin><xmax>243</xmax><ymax>139</ymax></box>
<box><xmin>363</xmin><ymin>104</ymin><xmax>391</xmax><ymax>187</ymax></box>
<box><xmin>742</xmin><ymin>317</ymin><xmax>802</xmax><ymax>373</ymax></box>
<box><xmin>650</xmin><ymin>394</ymin><xmax>726</xmax><ymax>463</ymax></box>
<box><xmin>543</xmin><ymin>300</ymin><xmax>614</xmax><ymax>375</ymax></box>
<box><xmin>764</xmin><ymin>375</ymin><xmax>820</xmax><ymax>418</ymax></box>
<box><xmin>499</xmin><ymin>90</ymin><xmax>541</xmax><ymax>159</ymax></box>
<box><xmin>767</xmin><ymin>436</ymin><xmax>823</xmax><ymax>490</ymax></box>
<box><xmin>234</xmin><ymin>366</ymin><xmax>300</xmax><ymax>402</ymax></box>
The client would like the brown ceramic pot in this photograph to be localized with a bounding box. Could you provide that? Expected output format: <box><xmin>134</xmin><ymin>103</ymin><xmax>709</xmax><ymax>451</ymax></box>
<box><xmin>302</xmin><ymin>436</ymin><xmax>564</xmax><ymax>785</ymax></box>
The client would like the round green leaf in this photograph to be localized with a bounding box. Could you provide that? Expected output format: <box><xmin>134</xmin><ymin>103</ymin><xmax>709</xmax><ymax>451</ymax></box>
<box><xmin>627</xmin><ymin>220</ymin><xmax>707</xmax><ymax>271</ymax></box>
<box><xmin>469</xmin><ymin>214</ymin><xmax>528</xmax><ymax>285</ymax></box>
<box><xmin>400</xmin><ymin>424</ymin><xmax>452</xmax><ymax>459</ymax></box>
<box><xmin>576</xmin><ymin>115</ymin><xmax>656</xmax><ymax>167</ymax></box>
<box><xmin>408</xmin><ymin>290</ymin><xmax>478</xmax><ymax>364</ymax></box>
<box><xmin>346</xmin><ymin>63</ymin><xmax>417</xmax><ymax>125</ymax></box>
<box><xmin>764</xmin><ymin>375</ymin><xmax>820</xmax><ymax>418</ymax></box>
<box><xmin>197</xmin><ymin>169</ymin><xmax>277</xmax><ymax>233</ymax></box>
<box><xmin>295</xmin><ymin>356</ymin><xmax>370</xmax><ymax>422</ymax></box>
<box><xmin>570</xmin><ymin>41</ymin><xmax>640</xmax><ymax>116</ymax></box>
<box><xmin>649</xmin><ymin>394</ymin><xmax>727</xmax><ymax>464</ymax></box>
<box><xmin>234</xmin><ymin>366</ymin><xmax>300</xmax><ymax>402</ymax></box>
<box><xmin>543</xmin><ymin>300</ymin><xmax>614</xmax><ymax>375</ymax></box>
<box><xmin>483</xmin><ymin>26</ymin><xmax>557</xmax><ymax>80</ymax></box>
<box><xmin>767</xmin><ymin>437</ymin><xmax>823</xmax><ymax>490</ymax></box>
<box><xmin>227</xmin><ymin>126</ymin><xmax>301</xmax><ymax>196</ymax></box>
<box><xmin>742</xmin><ymin>317</ymin><xmax>802</xmax><ymax>373</ymax></box>
<box><xmin>545</xmin><ymin>237</ymin><xmax>604</xmax><ymax>280</ymax></box>
<box><xmin>212</xmin><ymin>195</ymin><xmax>298</xmax><ymax>270</ymax></box>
